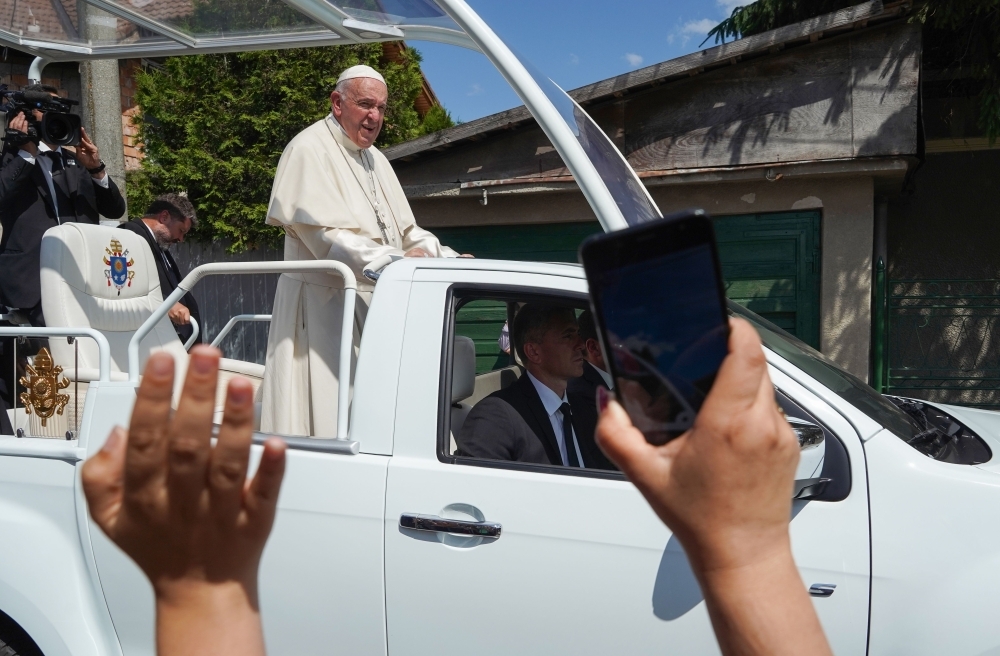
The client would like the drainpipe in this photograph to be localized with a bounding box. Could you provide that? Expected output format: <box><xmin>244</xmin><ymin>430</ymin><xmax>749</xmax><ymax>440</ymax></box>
<box><xmin>871</xmin><ymin>197</ymin><xmax>889</xmax><ymax>392</ymax></box>
<box><xmin>28</xmin><ymin>56</ymin><xmax>50</xmax><ymax>84</ymax></box>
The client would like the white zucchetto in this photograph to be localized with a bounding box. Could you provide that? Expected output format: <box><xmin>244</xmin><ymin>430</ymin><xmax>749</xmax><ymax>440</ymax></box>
<box><xmin>337</xmin><ymin>65</ymin><xmax>386</xmax><ymax>86</ymax></box>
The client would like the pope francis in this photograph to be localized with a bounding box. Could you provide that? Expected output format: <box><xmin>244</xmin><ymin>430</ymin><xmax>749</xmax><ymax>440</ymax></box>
<box><xmin>260</xmin><ymin>65</ymin><xmax>464</xmax><ymax>437</ymax></box>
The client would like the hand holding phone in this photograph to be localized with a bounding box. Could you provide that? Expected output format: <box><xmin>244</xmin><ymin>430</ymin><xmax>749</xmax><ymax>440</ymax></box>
<box><xmin>580</xmin><ymin>210</ymin><xmax>730</xmax><ymax>445</ymax></box>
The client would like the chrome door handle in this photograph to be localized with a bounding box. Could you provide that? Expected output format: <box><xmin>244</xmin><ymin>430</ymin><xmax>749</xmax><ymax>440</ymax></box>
<box><xmin>809</xmin><ymin>583</ymin><xmax>836</xmax><ymax>597</ymax></box>
<box><xmin>399</xmin><ymin>513</ymin><xmax>502</xmax><ymax>538</ymax></box>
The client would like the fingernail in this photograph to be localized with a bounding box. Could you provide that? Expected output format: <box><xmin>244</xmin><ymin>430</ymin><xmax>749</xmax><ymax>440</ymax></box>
<box><xmin>192</xmin><ymin>353</ymin><xmax>213</xmax><ymax>374</ymax></box>
<box><xmin>149</xmin><ymin>355</ymin><xmax>172</xmax><ymax>377</ymax></box>
<box><xmin>264</xmin><ymin>437</ymin><xmax>286</xmax><ymax>460</ymax></box>
<box><xmin>102</xmin><ymin>426</ymin><xmax>123</xmax><ymax>452</ymax></box>
<box><xmin>229</xmin><ymin>383</ymin><xmax>251</xmax><ymax>405</ymax></box>
<box><xmin>597</xmin><ymin>386</ymin><xmax>609</xmax><ymax>413</ymax></box>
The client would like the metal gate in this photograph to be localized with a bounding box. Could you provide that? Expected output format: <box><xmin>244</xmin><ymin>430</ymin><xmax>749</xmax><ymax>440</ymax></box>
<box><xmin>875</xmin><ymin>277</ymin><xmax>1000</xmax><ymax>408</ymax></box>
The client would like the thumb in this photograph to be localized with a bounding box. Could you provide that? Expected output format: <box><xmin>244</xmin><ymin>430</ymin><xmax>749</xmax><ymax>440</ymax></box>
<box><xmin>81</xmin><ymin>426</ymin><xmax>128</xmax><ymax>536</ymax></box>
<box><xmin>596</xmin><ymin>399</ymin><xmax>658</xmax><ymax>481</ymax></box>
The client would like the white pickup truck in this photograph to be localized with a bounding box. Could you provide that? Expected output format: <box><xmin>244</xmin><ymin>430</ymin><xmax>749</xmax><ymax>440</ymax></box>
<box><xmin>3</xmin><ymin>249</ymin><xmax>1000</xmax><ymax>656</ymax></box>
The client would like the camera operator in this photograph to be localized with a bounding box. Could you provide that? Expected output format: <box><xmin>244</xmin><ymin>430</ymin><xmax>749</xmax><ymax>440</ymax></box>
<box><xmin>0</xmin><ymin>84</ymin><xmax>126</xmax><ymax>427</ymax></box>
<box><xmin>0</xmin><ymin>83</ymin><xmax>126</xmax><ymax>327</ymax></box>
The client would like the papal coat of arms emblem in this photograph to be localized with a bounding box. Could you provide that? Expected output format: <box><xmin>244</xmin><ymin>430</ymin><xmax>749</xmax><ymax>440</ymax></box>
<box><xmin>103</xmin><ymin>238</ymin><xmax>135</xmax><ymax>296</ymax></box>
<box><xmin>19</xmin><ymin>348</ymin><xmax>70</xmax><ymax>427</ymax></box>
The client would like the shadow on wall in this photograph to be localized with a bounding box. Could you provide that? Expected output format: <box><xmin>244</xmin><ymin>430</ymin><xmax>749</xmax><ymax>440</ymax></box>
<box><xmin>823</xmin><ymin>261</ymin><xmax>871</xmax><ymax>379</ymax></box>
<box><xmin>627</xmin><ymin>24</ymin><xmax>920</xmax><ymax>170</ymax></box>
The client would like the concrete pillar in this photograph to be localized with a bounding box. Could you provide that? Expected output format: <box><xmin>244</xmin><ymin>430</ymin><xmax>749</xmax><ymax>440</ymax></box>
<box><xmin>78</xmin><ymin>4</ymin><xmax>126</xmax><ymax>220</ymax></box>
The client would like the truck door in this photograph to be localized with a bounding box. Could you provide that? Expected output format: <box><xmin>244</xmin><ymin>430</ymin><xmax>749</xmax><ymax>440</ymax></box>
<box><xmin>383</xmin><ymin>271</ymin><xmax>870</xmax><ymax>655</ymax></box>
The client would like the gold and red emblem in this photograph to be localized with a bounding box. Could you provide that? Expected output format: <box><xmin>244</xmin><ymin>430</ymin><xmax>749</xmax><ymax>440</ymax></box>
<box><xmin>103</xmin><ymin>238</ymin><xmax>135</xmax><ymax>295</ymax></box>
<box><xmin>19</xmin><ymin>348</ymin><xmax>70</xmax><ymax>427</ymax></box>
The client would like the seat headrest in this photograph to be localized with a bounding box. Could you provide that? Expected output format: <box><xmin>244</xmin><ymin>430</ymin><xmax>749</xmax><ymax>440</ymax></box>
<box><xmin>41</xmin><ymin>222</ymin><xmax>161</xmax><ymax>301</ymax></box>
<box><xmin>452</xmin><ymin>336</ymin><xmax>476</xmax><ymax>403</ymax></box>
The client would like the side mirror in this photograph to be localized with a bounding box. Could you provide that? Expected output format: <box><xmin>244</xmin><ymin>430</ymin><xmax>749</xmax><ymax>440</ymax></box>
<box><xmin>788</xmin><ymin>416</ymin><xmax>824</xmax><ymax>451</ymax></box>
<box><xmin>788</xmin><ymin>416</ymin><xmax>829</xmax><ymax>500</ymax></box>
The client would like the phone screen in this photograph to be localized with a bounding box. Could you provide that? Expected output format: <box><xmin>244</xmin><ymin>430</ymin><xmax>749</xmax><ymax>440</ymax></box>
<box><xmin>586</xmin><ymin>218</ymin><xmax>729</xmax><ymax>445</ymax></box>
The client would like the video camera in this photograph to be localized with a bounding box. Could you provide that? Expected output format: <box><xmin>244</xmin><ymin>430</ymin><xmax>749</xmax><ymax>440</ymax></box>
<box><xmin>0</xmin><ymin>85</ymin><xmax>81</xmax><ymax>149</ymax></box>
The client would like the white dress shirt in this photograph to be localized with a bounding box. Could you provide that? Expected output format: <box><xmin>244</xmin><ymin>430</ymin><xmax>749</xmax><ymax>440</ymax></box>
<box><xmin>588</xmin><ymin>361</ymin><xmax>614</xmax><ymax>390</ymax></box>
<box><xmin>526</xmin><ymin>371</ymin><xmax>585</xmax><ymax>468</ymax></box>
<box><xmin>19</xmin><ymin>142</ymin><xmax>110</xmax><ymax>221</ymax></box>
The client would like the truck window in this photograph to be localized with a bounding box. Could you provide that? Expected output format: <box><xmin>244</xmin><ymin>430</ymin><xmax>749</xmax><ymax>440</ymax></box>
<box><xmin>441</xmin><ymin>290</ymin><xmax>620</xmax><ymax>477</ymax></box>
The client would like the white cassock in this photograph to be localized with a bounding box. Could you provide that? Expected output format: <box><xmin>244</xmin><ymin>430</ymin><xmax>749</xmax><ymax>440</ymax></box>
<box><xmin>260</xmin><ymin>114</ymin><xmax>459</xmax><ymax>437</ymax></box>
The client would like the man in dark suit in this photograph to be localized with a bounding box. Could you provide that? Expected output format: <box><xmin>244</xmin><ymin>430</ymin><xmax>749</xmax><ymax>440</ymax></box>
<box><xmin>0</xmin><ymin>84</ymin><xmax>126</xmax><ymax>416</ymax></box>
<box><xmin>457</xmin><ymin>303</ymin><xmax>614</xmax><ymax>470</ymax></box>
<box><xmin>0</xmin><ymin>84</ymin><xmax>127</xmax><ymax>324</ymax></box>
<box><xmin>118</xmin><ymin>194</ymin><xmax>201</xmax><ymax>345</ymax></box>
<box><xmin>568</xmin><ymin>310</ymin><xmax>614</xmax><ymax>408</ymax></box>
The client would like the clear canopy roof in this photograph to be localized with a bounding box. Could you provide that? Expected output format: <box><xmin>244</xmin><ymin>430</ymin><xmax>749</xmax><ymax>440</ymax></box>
<box><xmin>0</xmin><ymin>0</ymin><xmax>473</xmax><ymax>59</ymax></box>
<box><xmin>0</xmin><ymin>0</ymin><xmax>658</xmax><ymax>230</ymax></box>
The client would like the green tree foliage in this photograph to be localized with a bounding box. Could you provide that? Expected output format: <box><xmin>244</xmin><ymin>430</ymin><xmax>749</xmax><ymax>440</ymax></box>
<box><xmin>128</xmin><ymin>44</ymin><xmax>453</xmax><ymax>251</ymax></box>
<box><xmin>707</xmin><ymin>0</ymin><xmax>1000</xmax><ymax>142</ymax></box>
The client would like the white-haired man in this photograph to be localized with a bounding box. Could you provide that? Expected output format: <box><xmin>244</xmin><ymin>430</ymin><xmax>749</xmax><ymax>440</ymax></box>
<box><xmin>260</xmin><ymin>65</ymin><xmax>466</xmax><ymax>438</ymax></box>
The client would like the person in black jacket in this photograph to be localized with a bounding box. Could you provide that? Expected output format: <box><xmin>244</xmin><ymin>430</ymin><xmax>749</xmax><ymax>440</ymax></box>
<box><xmin>457</xmin><ymin>303</ymin><xmax>614</xmax><ymax>470</ymax></box>
<box><xmin>567</xmin><ymin>309</ymin><xmax>614</xmax><ymax>407</ymax></box>
<box><xmin>0</xmin><ymin>84</ymin><xmax>126</xmax><ymax>324</ymax></box>
<box><xmin>117</xmin><ymin>194</ymin><xmax>201</xmax><ymax>345</ymax></box>
<box><xmin>0</xmin><ymin>84</ymin><xmax>126</xmax><ymax>421</ymax></box>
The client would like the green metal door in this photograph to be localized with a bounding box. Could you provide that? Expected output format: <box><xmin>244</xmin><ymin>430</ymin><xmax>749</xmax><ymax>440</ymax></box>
<box><xmin>436</xmin><ymin>210</ymin><xmax>821</xmax><ymax>370</ymax></box>
<box><xmin>713</xmin><ymin>211</ymin><xmax>821</xmax><ymax>348</ymax></box>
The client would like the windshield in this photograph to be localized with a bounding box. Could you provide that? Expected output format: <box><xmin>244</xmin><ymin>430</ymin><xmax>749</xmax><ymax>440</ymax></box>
<box><xmin>515</xmin><ymin>53</ymin><xmax>662</xmax><ymax>227</ymax></box>
<box><xmin>728</xmin><ymin>301</ymin><xmax>923</xmax><ymax>440</ymax></box>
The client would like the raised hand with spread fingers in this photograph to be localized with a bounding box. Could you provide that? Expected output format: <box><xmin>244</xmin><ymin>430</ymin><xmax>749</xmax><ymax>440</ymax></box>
<box><xmin>596</xmin><ymin>318</ymin><xmax>832</xmax><ymax>656</ymax></box>
<box><xmin>82</xmin><ymin>345</ymin><xmax>286</xmax><ymax>656</ymax></box>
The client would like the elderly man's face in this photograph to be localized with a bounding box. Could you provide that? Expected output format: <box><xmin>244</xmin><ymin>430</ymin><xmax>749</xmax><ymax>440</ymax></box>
<box><xmin>331</xmin><ymin>78</ymin><xmax>388</xmax><ymax>149</ymax></box>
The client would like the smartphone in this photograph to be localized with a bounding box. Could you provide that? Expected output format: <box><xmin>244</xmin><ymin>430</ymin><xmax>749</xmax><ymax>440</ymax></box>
<box><xmin>580</xmin><ymin>210</ymin><xmax>730</xmax><ymax>445</ymax></box>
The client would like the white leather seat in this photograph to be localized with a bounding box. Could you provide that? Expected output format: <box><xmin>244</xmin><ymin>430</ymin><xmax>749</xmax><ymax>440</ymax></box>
<box><xmin>39</xmin><ymin>223</ymin><xmax>265</xmax><ymax>421</ymax></box>
<box><xmin>449</xmin><ymin>336</ymin><xmax>476</xmax><ymax>454</ymax></box>
<box><xmin>40</xmin><ymin>223</ymin><xmax>188</xmax><ymax>384</ymax></box>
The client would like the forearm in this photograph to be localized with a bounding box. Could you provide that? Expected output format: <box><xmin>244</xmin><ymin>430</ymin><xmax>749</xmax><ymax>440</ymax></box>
<box><xmin>293</xmin><ymin>224</ymin><xmax>404</xmax><ymax>280</ymax></box>
<box><xmin>697</xmin><ymin>549</ymin><xmax>832</xmax><ymax>656</ymax></box>
<box><xmin>155</xmin><ymin>581</ymin><xmax>266</xmax><ymax>656</ymax></box>
<box><xmin>402</xmin><ymin>225</ymin><xmax>460</xmax><ymax>258</ymax></box>
<box><xmin>93</xmin><ymin>175</ymin><xmax>127</xmax><ymax>219</ymax></box>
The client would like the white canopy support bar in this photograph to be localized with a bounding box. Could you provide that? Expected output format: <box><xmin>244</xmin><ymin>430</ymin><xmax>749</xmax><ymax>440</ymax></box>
<box><xmin>28</xmin><ymin>56</ymin><xmax>50</xmax><ymax>84</ymax></box>
<box><xmin>183</xmin><ymin>317</ymin><xmax>200</xmax><ymax>351</ymax></box>
<box><xmin>0</xmin><ymin>327</ymin><xmax>111</xmax><ymax>382</ymax></box>
<box><xmin>210</xmin><ymin>315</ymin><xmax>272</xmax><ymax>348</ymax></box>
<box><xmin>128</xmin><ymin>261</ymin><xmax>358</xmax><ymax>440</ymax></box>
<box><xmin>433</xmin><ymin>0</ymin><xmax>629</xmax><ymax>232</ymax></box>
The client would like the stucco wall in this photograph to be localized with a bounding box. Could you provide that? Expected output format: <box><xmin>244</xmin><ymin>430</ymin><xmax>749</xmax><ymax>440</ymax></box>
<box><xmin>648</xmin><ymin>177</ymin><xmax>875</xmax><ymax>380</ymax></box>
<box><xmin>411</xmin><ymin>175</ymin><xmax>875</xmax><ymax>379</ymax></box>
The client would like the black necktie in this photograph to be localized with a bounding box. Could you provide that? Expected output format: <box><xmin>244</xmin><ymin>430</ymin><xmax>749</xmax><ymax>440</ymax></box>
<box><xmin>559</xmin><ymin>402</ymin><xmax>581</xmax><ymax>468</ymax></box>
<box><xmin>43</xmin><ymin>150</ymin><xmax>63</xmax><ymax>172</ymax></box>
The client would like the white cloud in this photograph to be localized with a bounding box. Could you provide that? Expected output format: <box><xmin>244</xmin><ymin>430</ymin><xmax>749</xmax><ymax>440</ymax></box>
<box><xmin>624</xmin><ymin>52</ymin><xmax>644</xmax><ymax>67</ymax></box>
<box><xmin>667</xmin><ymin>33</ymin><xmax>675</xmax><ymax>45</ymax></box>
<box><xmin>569</xmin><ymin>53</ymin><xmax>579</xmax><ymax>65</ymax></box>
<box><xmin>681</xmin><ymin>18</ymin><xmax>717</xmax><ymax>35</ymax></box>
<box><xmin>717</xmin><ymin>0</ymin><xmax>745</xmax><ymax>14</ymax></box>
<box><xmin>466</xmin><ymin>83</ymin><xmax>484</xmax><ymax>96</ymax></box>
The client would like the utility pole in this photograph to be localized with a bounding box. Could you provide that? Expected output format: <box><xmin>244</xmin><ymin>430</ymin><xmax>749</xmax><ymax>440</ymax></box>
<box><xmin>77</xmin><ymin>3</ymin><xmax>127</xmax><ymax>220</ymax></box>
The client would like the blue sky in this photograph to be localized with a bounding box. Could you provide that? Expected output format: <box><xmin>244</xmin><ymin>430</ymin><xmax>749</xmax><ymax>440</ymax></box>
<box><xmin>414</xmin><ymin>0</ymin><xmax>744</xmax><ymax>123</ymax></box>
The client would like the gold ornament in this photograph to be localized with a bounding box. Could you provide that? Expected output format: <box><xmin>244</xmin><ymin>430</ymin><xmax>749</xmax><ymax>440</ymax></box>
<box><xmin>19</xmin><ymin>348</ymin><xmax>70</xmax><ymax>427</ymax></box>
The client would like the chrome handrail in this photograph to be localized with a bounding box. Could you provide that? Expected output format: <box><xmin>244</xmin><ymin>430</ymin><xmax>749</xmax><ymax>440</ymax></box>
<box><xmin>210</xmin><ymin>314</ymin><xmax>272</xmax><ymax>348</ymax></box>
<box><xmin>0</xmin><ymin>327</ymin><xmax>111</xmax><ymax>381</ymax></box>
<box><xmin>128</xmin><ymin>261</ymin><xmax>357</xmax><ymax>440</ymax></box>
